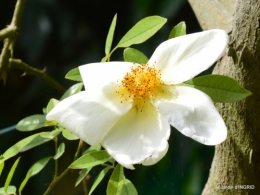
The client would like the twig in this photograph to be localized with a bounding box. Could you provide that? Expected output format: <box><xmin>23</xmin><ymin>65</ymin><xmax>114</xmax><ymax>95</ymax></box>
<box><xmin>0</xmin><ymin>0</ymin><xmax>27</xmax><ymax>80</ymax></box>
<box><xmin>43</xmin><ymin>140</ymin><xmax>84</xmax><ymax>195</ymax></box>
<box><xmin>10</xmin><ymin>59</ymin><xmax>66</xmax><ymax>94</ymax></box>
<box><xmin>0</xmin><ymin>27</ymin><xmax>17</xmax><ymax>42</ymax></box>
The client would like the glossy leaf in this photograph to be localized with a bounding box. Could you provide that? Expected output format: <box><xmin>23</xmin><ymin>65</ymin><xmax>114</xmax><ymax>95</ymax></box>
<box><xmin>121</xmin><ymin>179</ymin><xmax>138</xmax><ymax>195</ymax></box>
<box><xmin>20</xmin><ymin>136</ymin><xmax>51</xmax><ymax>152</ymax></box>
<box><xmin>0</xmin><ymin>134</ymin><xmax>39</xmax><ymax>163</ymax></box>
<box><xmin>16</xmin><ymin>114</ymin><xmax>46</xmax><ymax>131</ymax></box>
<box><xmin>89</xmin><ymin>167</ymin><xmax>110</xmax><ymax>195</ymax></box>
<box><xmin>184</xmin><ymin>75</ymin><xmax>252</xmax><ymax>102</ymax></box>
<box><xmin>117</xmin><ymin>16</ymin><xmax>167</xmax><ymax>48</ymax></box>
<box><xmin>19</xmin><ymin>157</ymin><xmax>52</xmax><ymax>194</ymax></box>
<box><xmin>123</xmin><ymin>48</ymin><xmax>148</xmax><ymax>64</ymax></box>
<box><xmin>62</xmin><ymin>129</ymin><xmax>79</xmax><ymax>140</ymax></box>
<box><xmin>0</xmin><ymin>162</ymin><xmax>3</xmax><ymax>177</ymax></box>
<box><xmin>75</xmin><ymin>167</ymin><xmax>92</xmax><ymax>187</ymax></box>
<box><xmin>69</xmin><ymin>150</ymin><xmax>112</xmax><ymax>169</ymax></box>
<box><xmin>83</xmin><ymin>144</ymin><xmax>101</xmax><ymax>155</ymax></box>
<box><xmin>107</xmin><ymin>164</ymin><xmax>124</xmax><ymax>195</ymax></box>
<box><xmin>46</xmin><ymin>98</ymin><xmax>60</xmax><ymax>113</ymax></box>
<box><xmin>4</xmin><ymin>157</ymin><xmax>20</xmax><ymax>192</ymax></box>
<box><xmin>105</xmin><ymin>14</ymin><xmax>117</xmax><ymax>55</ymax></box>
<box><xmin>40</xmin><ymin>129</ymin><xmax>62</xmax><ymax>139</ymax></box>
<box><xmin>168</xmin><ymin>21</ymin><xmax>186</xmax><ymax>39</ymax></box>
<box><xmin>65</xmin><ymin>67</ymin><xmax>83</xmax><ymax>82</ymax></box>
<box><xmin>60</xmin><ymin>82</ymin><xmax>84</xmax><ymax>100</ymax></box>
<box><xmin>0</xmin><ymin>186</ymin><xmax>16</xmax><ymax>195</ymax></box>
<box><xmin>53</xmin><ymin>143</ymin><xmax>65</xmax><ymax>160</ymax></box>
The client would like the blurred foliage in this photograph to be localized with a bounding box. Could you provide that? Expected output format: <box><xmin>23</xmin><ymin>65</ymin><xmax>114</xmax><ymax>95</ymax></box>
<box><xmin>0</xmin><ymin>0</ymin><xmax>215</xmax><ymax>195</ymax></box>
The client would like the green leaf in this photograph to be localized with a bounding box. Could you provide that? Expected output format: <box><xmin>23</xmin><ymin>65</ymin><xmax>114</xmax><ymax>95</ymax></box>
<box><xmin>4</xmin><ymin>157</ymin><xmax>20</xmax><ymax>192</ymax></box>
<box><xmin>60</xmin><ymin>82</ymin><xmax>84</xmax><ymax>100</ymax></box>
<box><xmin>0</xmin><ymin>162</ymin><xmax>4</xmax><ymax>177</ymax></box>
<box><xmin>44</xmin><ymin>120</ymin><xmax>57</xmax><ymax>127</ymax></box>
<box><xmin>168</xmin><ymin>21</ymin><xmax>186</xmax><ymax>39</ymax></box>
<box><xmin>117</xmin><ymin>16</ymin><xmax>167</xmax><ymax>48</ymax></box>
<box><xmin>75</xmin><ymin>167</ymin><xmax>92</xmax><ymax>187</ymax></box>
<box><xmin>53</xmin><ymin>143</ymin><xmax>65</xmax><ymax>160</ymax></box>
<box><xmin>62</xmin><ymin>129</ymin><xmax>79</xmax><ymax>140</ymax></box>
<box><xmin>105</xmin><ymin>14</ymin><xmax>117</xmax><ymax>55</ymax></box>
<box><xmin>123</xmin><ymin>48</ymin><xmax>148</xmax><ymax>64</ymax></box>
<box><xmin>184</xmin><ymin>75</ymin><xmax>252</xmax><ymax>103</ymax></box>
<box><xmin>46</xmin><ymin>98</ymin><xmax>60</xmax><ymax>113</ymax></box>
<box><xmin>83</xmin><ymin>144</ymin><xmax>101</xmax><ymax>155</ymax></box>
<box><xmin>1</xmin><ymin>134</ymin><xmax>39</xmax><ymax>163</ymax></box>
<box><xmin>40</xmin><ymin>129</ymin><xmax>62</xmax><ymax>139</ymax></box>
<box><xmin>65</xmin><ymin>67</ymin><xmax>83</xmax><ymax>82</ymax></box>
<box><xmin>107</xmin><ymin>164</ymin><xmax>124</xmax><ymax>195</ymax></box>
<box><xmin>121</xmin><ymin>179</ymin><xmax>138</xmax><ymax>195</ymax></box>
<box><xmin>69</xmin><ymin>150</ymin><xmax>112</xmax><ymax>169</ymax></box>
<box><xmin>0</xmin><ymin>186</ymin><xmax>16</xmax><ymax>195</ymax></box>
<box><xmin>89</xmin><ymin>167</ymin><xmax>110</xmax><ymax>195</ymax></box>
<box><xmin>20</xmin><ymin>135</ymin><xmax>52</xmax><ymax>152</ymax></box>
<box><xmin>16</xmin><ymin>114</ymin><xmax>46</xmax><ymax>131</ymax></box>
<box><xmin>19</xmin><ymin>156</ymin><xmax>52</xmax><ymax>194</ymax></box>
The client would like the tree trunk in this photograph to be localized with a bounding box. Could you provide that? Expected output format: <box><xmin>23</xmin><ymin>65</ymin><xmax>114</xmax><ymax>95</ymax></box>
<box><xmin>201</xmin><ymin>0</ymin><xmax>260</xmax><ymax>194</ymax></box>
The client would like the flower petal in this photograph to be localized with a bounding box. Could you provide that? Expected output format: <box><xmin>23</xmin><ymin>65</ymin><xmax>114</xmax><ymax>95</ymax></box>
<box><xmin>102</xmin><ymin>101</ymin><xmax>170</xmax><ymax>169</ymax></box>
<box><xmin>153</xmin><ymin>86</ymin><xmax>227</xmax><ymax>145</ymax></box>
<box><xmin>148</xmin><ymin>29</ymin><xmax>229</xmax><ymax>84</ymax></box>
<box><xmin>46</xmin><ymin>84</ymin><xmax>132</xmax><ymax>146</ymax></box>
<box><xmin>79</xmin><ymin>62</ymin><xmax>135</xmax><ymax>92</ymax></box>
<box><xmin>142</xmin><ymin>139</ymin><xmax>169</xmax><ymax>166</ymax></box>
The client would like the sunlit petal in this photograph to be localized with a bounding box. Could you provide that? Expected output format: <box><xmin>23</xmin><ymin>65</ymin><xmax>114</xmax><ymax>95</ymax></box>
<box><xmin>142</xmin><ymin>139</ymin><xmax>169</xmax><ymax>166</ymax></box>
<box><xmin>153</xmin><ymin>86</ymin><xmax>227</xmax><ymax>145</ymax></box>
<box><xmin>79</xmin><ymin>62</ymin><xmax>134</xmax><ymax>92</ymax></box>
<box><xmin>102</xmin><ymin>101</ymin><xmax>170</xmax><ymax>169</ymax></box>
<box><xmin>46</xmin><ymin>84</ymin><xmax>132</xmax><ymax>146</ymax></box>
<box><xmin>148</xmin><ymin>29</ymin><xmax>229</xmax><ymax>84</ymax></box>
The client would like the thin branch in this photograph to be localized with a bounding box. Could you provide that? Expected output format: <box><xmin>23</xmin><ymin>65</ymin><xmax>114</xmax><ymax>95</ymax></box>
<box><xmin>10</xmin><ymin>59</ymin><xmax>66</xmax><ymax>94</ymax></box>
<box><xmin>43</xmin><ymin>140</ymin><xmax>84</xmax><ymax>195</ymax></box>
<box><xmin>0</xmin><ymin>27</ymin><xmax>17</xmax><ymax>42</ymax></box>
<box><xmin>0</xmin><ymin>0</ymin><xmax>27</xmax><ymax>79</ymax></box>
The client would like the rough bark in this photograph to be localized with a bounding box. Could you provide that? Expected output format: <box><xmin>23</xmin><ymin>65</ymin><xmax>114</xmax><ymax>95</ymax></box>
<box><xmin>201</xmin><ymin>0</ymin><xmax>260</xmax><ymax>194</ymax></box>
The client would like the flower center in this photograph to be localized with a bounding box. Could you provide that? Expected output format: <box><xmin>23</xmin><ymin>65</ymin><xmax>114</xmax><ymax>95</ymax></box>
<box><xmin>119</xmin><ymin>64</ymin><xmax>163</xmax><ymax>101</ymax></box>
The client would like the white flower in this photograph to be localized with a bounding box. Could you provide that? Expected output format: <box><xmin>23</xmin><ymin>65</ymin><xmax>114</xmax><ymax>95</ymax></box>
<box><xmin>46</xmin><ymin>29</ymin><xmax>228</xmax><ymax>170</ymax></box>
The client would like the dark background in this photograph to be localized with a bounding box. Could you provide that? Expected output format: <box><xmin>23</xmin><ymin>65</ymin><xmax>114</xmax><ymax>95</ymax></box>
<box><xmin>0</xmin><ymin>0</ymin><xmax>214</xmax><ymax>194</ymax></box>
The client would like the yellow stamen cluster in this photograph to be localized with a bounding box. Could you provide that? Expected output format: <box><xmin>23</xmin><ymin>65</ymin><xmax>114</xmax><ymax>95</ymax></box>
<box><xmin>117</xmin><ymin>64</ymin><xmax>163</xmax><ymax>101</ymax></box>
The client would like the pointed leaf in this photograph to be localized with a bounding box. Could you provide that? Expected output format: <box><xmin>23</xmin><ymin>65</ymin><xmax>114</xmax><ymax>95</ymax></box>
<box><xmin>117</xmin><ymin>16</ymin><xmax>167</xmax><ymax>48</ymax></box>
<box><xmin>40</xmin><ymin>129</ymin><xmax>62</xmax><ymax>139</ymax></box>
<box><xmin>89</xmin><ymin>167</ymin><xmax>110</xmax><ymax>195</ymax></box>
<box><xmin>69</xmin><ymin>150</ymin><xmax>112</xmax><ymax>169</ymax></box>
<box><xmin>123</xmin><ymin>48</ymin><xmax>148</xmax><ymax>64</ymax></box>
<box><xmin>121</xmin><ymin>179</ymin><xmax>138</xmax><ymax>195</ymax></box>
<box><xmin>83</xmin><ymin>144</ymin><xmax>101</xmax><ymax>155</ymax></box>
<box><xmin>19</xmin><ymin>156</ymin><xmax>52</xmax><ymax>194</ymax></box>
<box><xmin>184</xmin><ymin>75</ymin><xmax>252</xmax><ymax>103</ymax></box>
<box><xmin>105</xmin><ymin>14</ymin><xmax>117</xmax><ymax>55</ymax></box>
<box><xmin>4</xmin><ymin>157</ymin><xmax>20</xmax><ymax>192</ymax></box>
<box><xmin>75</xmin><ymin>167</ymin><xmax>92</xmax><ymax>187</ymax></box>
<box><xmin>1</xmin><ymin>134</ymin><xmax>39</xmax><ymax>163</ymax></box>
<box><xmin>107</xmin><ymin>164</ymin><xmax>124</xmax><ymax>195</ymax></box>
<box><xmin>62</xmin><ymin>129</ymin><xmax>79</xmax><ymax>140</ymax></box>
<box><xmin>65</xmin><ymin>67</ymin><xmax>83</xmax><ymax>82</ymax></box>
<box><xmin>16</xmin><ymin>114</ymin><xmax>46</xmax><ymax>131</ymax></box>
<box><xmin>0</xmin><ymin>162</ymin><xmax>4</xmax><ymax>177</ymax></box>
<box><xmin>60</xmin><ymin>82</ymin><xmax>84</xmax><ymax>100</ymax></box>
<box><xmin>53</xmin><ymin>143</ymin><xmax>65</xmax><ymax>160</ymax></box>
<box><xmin>20</xmin><ymin>135</ymin><xmax>51</xmax><ymax>152</ymax></box>
<box><xmin>46</xmin><ymin>98</ymin><xmax>60</xmax><ymax>114</ymax></box>
<box><xmin>0</xmin><ymin>186</ymin><xmax>16</xmax><ymax>195</ymax></box>
<box><xmin>168</xmin><ymin>21</ymin><xmax>186</xmax><ymax>39</ymax></box>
